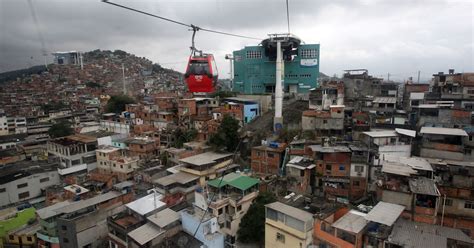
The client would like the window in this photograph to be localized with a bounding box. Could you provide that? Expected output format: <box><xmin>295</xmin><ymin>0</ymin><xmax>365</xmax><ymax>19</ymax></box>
<box><xmin>445</xmin><ymin>198</ymin><xmax>453</xmax><ymax>206</ymax></box>
<box><xmin>268</xmin><ymin>153</ymin><xmax>274</xmax><ymax>158</ymax></box>
<box><xmin>17</xmin><ymin>183</ymin><xmax>28</xmax><ymax>189</ymax></box>
<box><xmin>0</xmin><ymin>188</ymin><xmax>5</xmax><ymax>193</ymax></box>
<box><xmin>300</xmin><ymin>170</ymin><xmax>305</xmax><ymax>177</ymax></box>
<box><xmin>120</xmin><ymin>165</ymin><xmax>123</xmax><ymax>169</ymax></box>
<box><xmin>353</xmin><ymin>181</ymin><xmax>360</xmax><ymax>186</ymax></box>
<box><xmin>326</xmin><ymin>164</ymin><xmax>331</xmax><ymax>171</ymax></box>
<box><xmin>323</xmin><ymin>120</ymin><xmax>328</xmax><ymax>124</ymax></box>
<box><xmin>61</xmin><ymin>225</ymin><xmax>67</xmax><ymax>231</ymax></box>
<box><xmin>300</xmin><ymin>49</ymin><xmax>317</xmax><ymax>58</ymax></box>
<box><xmin>257</xmin><ymin>151</ymin><xmax>261</xmax><ymax>157</ymax></box>
<box><xmin>339</xmin><ymin>165</ymin><xmax>345</xmax><ymax>171</ymax></box>
<box><xmin>354</xmin><ymin>165</ymin><xmax>364</xmax><ymax>173</ymax></box>
<box><xmin>18</xmin><ymin>191</ymin><xmax>30</xmax><ymax>199</ymax></box>
<box><xmin>9</xmin><ymin>235</ymin><xmax>14</xmax><ymax>240</ymax></box>
<box><xmin>26</xmin><ymin>236</ymin><xmax>32</xmax><ymax>242</ymax></box>
<box><xmin>246</xmin><ymin>50</ymin><xmax>262</xmax><ymax>59</ymax></box>
<box><xmin>39</xmin><ymin>177</ymin><xmax>49</xmax><ymax>183</ymax></box>
<box><xmin>464</xmin><ymin>201</ymin><xmax>474</xmax><ymax>209</ymax></box>
<box><xmin>63</xmin><ymin>238</ymin><xmax>69</xmax><ymax>243</ymax></box>
<box><xmin>276</xmin><ymin>232</ymin><xmax>285</xmax><ymax>243</ymax></box>
<box><xmin>140</xmin><ymin>145</ymin><xmax>144</xmax><ymax>149</ymax></box>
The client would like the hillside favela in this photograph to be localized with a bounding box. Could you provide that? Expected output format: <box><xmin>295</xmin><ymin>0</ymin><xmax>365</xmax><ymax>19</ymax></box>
<box><xmin>0</xmin><ymin>0</ymin><xmax>473</xmax><ymax>248</ymax></box>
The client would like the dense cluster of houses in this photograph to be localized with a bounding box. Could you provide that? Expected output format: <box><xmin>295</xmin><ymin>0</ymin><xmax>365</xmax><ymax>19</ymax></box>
<box><xmin>0</xmin><ymin>67</ymin><xmax>472</xmax><ymax>248</ymax></box>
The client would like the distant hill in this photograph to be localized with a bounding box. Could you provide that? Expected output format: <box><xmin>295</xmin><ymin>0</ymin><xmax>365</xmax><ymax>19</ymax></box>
<box><xmin>0</xmin><ymin>65</ymin><xmax>48</xmax><ymax>83</ymax></box>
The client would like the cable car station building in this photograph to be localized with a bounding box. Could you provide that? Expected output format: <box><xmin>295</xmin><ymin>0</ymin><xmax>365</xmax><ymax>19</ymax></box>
<box><xmin>232</xmin><ymin>35</ymin><xmax>320</xmax><ymax>95</ymax></box>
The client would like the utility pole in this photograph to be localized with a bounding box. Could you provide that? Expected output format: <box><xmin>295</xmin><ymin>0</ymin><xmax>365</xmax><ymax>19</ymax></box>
<box><xmin>225</xmin><ymin>54</ymin><xmax>234</xmax><ymax>90</ymax></box>
<box><xmin>122</xmin><ymin>63</ymin><xmax>126</xmax><ymax>95</ymax></box>
<box><xmin>417</xmin><ymin>70</ymin><xmax>420</xmax><ymax>84</ymax></box>
<box><xmin>274</xmin><ymin>40</ymin><xmax>283</xmax><ymax>132</ymax></box>
<box><xmin>387</xmin><ymin>73</ymin><xmax>390</xmax><ymax>82</ymax></box>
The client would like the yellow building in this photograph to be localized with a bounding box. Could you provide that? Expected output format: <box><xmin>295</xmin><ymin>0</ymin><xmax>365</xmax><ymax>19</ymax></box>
<box><xmin>265</xmin><ymin>201</ymin><xmax>314</xmax><ymax>248</ymax></box>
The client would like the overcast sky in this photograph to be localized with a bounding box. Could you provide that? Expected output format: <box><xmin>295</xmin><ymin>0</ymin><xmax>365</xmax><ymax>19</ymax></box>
<box><xmin>1</xmin><ymin>0</ymin><xmax>473</xmax><ymax>82</ymax></box>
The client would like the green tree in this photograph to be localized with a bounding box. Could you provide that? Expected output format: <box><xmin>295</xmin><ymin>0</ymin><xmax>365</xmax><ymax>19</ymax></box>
<box><xmin>237</xmin><ymin>191</ymin><xmax>277</xmax><ymax>245</ymax></box>
<box><xmin>48</xmin><ymin>121</ymin><xmax>73</xmax><ymax>138</ymax></box>
<box><xmin>106</xmin><ymin>95</ymin><xmax>136</xmax><ymax>113</ymax></box>
<box><xmin>209</xmin><ymin>115</ymin><xmax>240</xmax><ymax>152</ymax></box>
<box><xmin>173</xmin><ymin>128</ymin><xmax>197</xmax><ymax>148</ymax></box>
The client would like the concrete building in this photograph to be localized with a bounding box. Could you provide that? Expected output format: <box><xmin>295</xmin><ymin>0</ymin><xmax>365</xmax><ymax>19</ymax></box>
<box><xmin>178</xmin><ymin>151</ymin><xmax>234</xmax><ymax>186</ymax></box>
<box><xmin>265</xmin><ymin>201</ymin><xmax>314</xmax><ymax>248</ymax></box>
<box><xmin>96</xmin><ymin>146</ymin><xmax>139</xmax><ymax>181</ymax></box>
<box><xmin>56</xmin><ymin>189</ymin><xmax>133</xmax><ymax>248</ymax></box>
<box><xmin>302</xmin><ymin>105</ymin><xmax>345</xmax><ymax>136</ymax></box>
<box><xmin>36</xmin><ymin>201</ymin><xmax>72</xmax><ymax>248</ymax></box>
<box><xmin>0</xmin><ymin>161</ymin><xmax>59</xmax><ymax>207</ymax></box>
<box><xmin>0</xmin><ymin>109</ymin><xmax>8</xmax><ymax>136</ymax></box>
<box><xmin>251</xmin><ymin>143</ymin><xmax>288</xmax><ymax>175</ymax></box>
<box><xmin>309</xmin><ymin>144</ymin><xmax>354</xmax><ymax>201</ymax></box>
<box><xmin>7</xmin><ymin>116</ymin><xmax>27</xmax><ymax>135</ymax></box>
<box><xmin>419</xmin><ymin>127</ymin><xmax>469</xmax><ymax>161</ymax></box>
<box><xmin>47</xmin><ymin>134</ymin><xmax>98</xmax><ymax>174</ymax></box>
<box><xmin>203</xmin><ymin>172</ymin><xmax>259</xmax><ymax>243</ymax></box>
<box><xmin>362</xmin><ymin>129</ymin><xmax>415</xmax><ymax>164</ymax></box>
<box><xmin>309</xmin><ymin>81</ymin><xmax>344</xmax><ymax>111</ymax></box>
<box><xmin>222</xmin><ymin>97</ymin><xmax>260</xmax><ymax>124</ymax></box>
<box><xmin>427</xmin><ymin>70</ymin><xmax>474</xmax><ymax>109</ymax></box>
<box><xmin>52</xmin><ymin>51</ymin><xmax>82</xmax><ymax>65</ymax></box>
<box><xmin>181</xmin><ymin>205</ymin><xmax>225</xmax><ymax>248</ymax></box>
<box><xmin>232</xmin><ymin>37</ymin><xmax>320</xmax><ymax>94</ymax></box>
<box><xmin>313</xmin><ymin>202</ymin><xmax>405</xmax><ymax>248</ymax></box>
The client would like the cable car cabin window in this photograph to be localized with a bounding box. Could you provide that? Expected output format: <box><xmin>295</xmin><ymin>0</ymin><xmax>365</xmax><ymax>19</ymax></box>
<box><xmin>187</xmin><ymin>61</ymin><xmax>210</xmax><ymax>76</ymax></box>
<box><xmin>211</xmin><ymin>57</ymin><xmax>218</xmax><ymax>77</ymax></box>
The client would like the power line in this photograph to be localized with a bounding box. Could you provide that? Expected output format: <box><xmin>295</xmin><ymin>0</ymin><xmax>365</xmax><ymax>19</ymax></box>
<box><xmin>192</xmin><ymin>137</ymin><xmax>244</xmax><ymax>237</ymax></box>
<box><xmin>102</xmin><ymin>0</ymin><xmax>262</xmax><ymax>40</ymax></box>
<box><xmin>286</xmin><ymin>0</ymin><xmax>290</xmax><ymax>33</ymax></box>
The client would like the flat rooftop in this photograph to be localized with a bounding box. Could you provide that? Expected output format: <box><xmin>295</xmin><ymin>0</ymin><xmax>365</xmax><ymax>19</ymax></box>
<box><xmin>179</xmin><ymin>151</ymin><xmax>233</xmax><ymax>166</ymax></box>
<box><xmin>126</xmin><ymin>193</ymin><xmax>166</xmax><ymax>216</ymax></box>
<box><xmin>266</xmin><ymin>201</ymin><xmax>313</xmax><ymax>222</ymax></box>
<box><xmin>420</xmin><ymin>127</ymin><xmax>468</xmax><ymax>136</ymax></box>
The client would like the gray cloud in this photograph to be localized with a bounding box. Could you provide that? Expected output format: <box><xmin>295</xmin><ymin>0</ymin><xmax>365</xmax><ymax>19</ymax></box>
<box><xmin>0</xmin><ymin>0</ymin><xmax>472</xmax><ymax>82</ymax></box>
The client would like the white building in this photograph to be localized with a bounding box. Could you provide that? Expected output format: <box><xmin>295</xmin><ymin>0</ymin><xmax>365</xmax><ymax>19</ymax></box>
<box><xmin>0</xmin><ymin>161</ymin><xmax>59</xmax><ymax>207</ymax></box>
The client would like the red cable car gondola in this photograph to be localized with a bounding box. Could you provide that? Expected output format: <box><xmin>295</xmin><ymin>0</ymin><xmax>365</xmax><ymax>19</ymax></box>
<box><xmin>184</xmin><ymin>26</ymin><xmax>218</xmax><ymax>93</ymax></box>
<box><xmin>184</xmin><ymin>53</ymin><xmax>218</xmax><ymax>93</ymax></box>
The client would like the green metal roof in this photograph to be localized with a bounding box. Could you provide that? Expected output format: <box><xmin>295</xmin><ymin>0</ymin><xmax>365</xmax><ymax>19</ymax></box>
<box><xmin>207</xmin><ymin>178</ymin><xmax>228</xmax><ymax>188</ymax></box>
<box><xmin>207</xmin><ymin>172</ymin><xmax>259</xmax><ymax>191</ymax></box>
<box><xmin>227</xmin><ymin>176</ymin><xmax>259</xmax><ymax>191</ymax></box>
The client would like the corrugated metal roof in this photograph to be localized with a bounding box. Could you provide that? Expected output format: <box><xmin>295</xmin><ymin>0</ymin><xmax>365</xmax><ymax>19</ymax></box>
<box><xmin>382</xmin><ymin>162</ymin><xmax>417</xmax><ymax>176</ymax></box>
<box><xmin>363</xmin><ymin>130</ymin><xmax>398</xmax><ymax>138</ymax></box>
<box><xmin>127</xmin><ymin>222</ymin><xmax>164</xmax><ymax>245</ymax></box>
<box><xmin>308</xmin><ymin>145</ymin><xmax>351</xmax><ymax>153</ymax></box>
<box><xmin>37</xmin><ymin>201</ymin><xmax>72</xmax><ymax>219</ymax></box>
<box><xmin>395</xmin><ymin>128</ymin><xmax>416</xmax><ymax>137</ymax></box>
<box><xmin>331</xmin><ymin>210</ymin><xmax>368</xmax><ymax>234</ymax></box>
<box><xmin>384</xmin><ymin>156</ymin><xmax>433</xmax><ymax>172</ymax></box>
<box><xmin>388</xmin><ymin>218</ymin><xmax>473</xmax><ymax>247</ymax></box>
<box><xmin>179</xmin><ymin>152</ymin><xmax>233</xmax><ymax>166</ymax></box>
<box><xmin>147</xmin><ymin>208</ymin><xmax>180</xmax><ymax>228</ymax></box>
<box><xmin>409</xmin><ymin>178</ymin><xmax>440</xmax><ymax>196</ymax></box>
<box><xmin>410</xmin><ymin>92</ymin><xmax>425</xmax><ymax>100</ymax></box>
<box><xmin>365</xmin><ymin>201</ymin><xmax>404</xmax><ymax>226</ymax></box>
<box><xmin>126</xmin><ymin>193</ymin><xmax>166</xmax><ymax>216</ymax></box>
<box><xmin>55</xmin><ymin>191</ymin><xmax>122</xmax><ymax>214</ymax></box>
<box><xmin>373</xmin><ymin>97</ymin><xmax>397</xmax><ymax>104</ymax></box>
<box><xmin>420</xmin><ymin>127</ymin><xmax>468</xmax><ymax>136</ymax></box>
